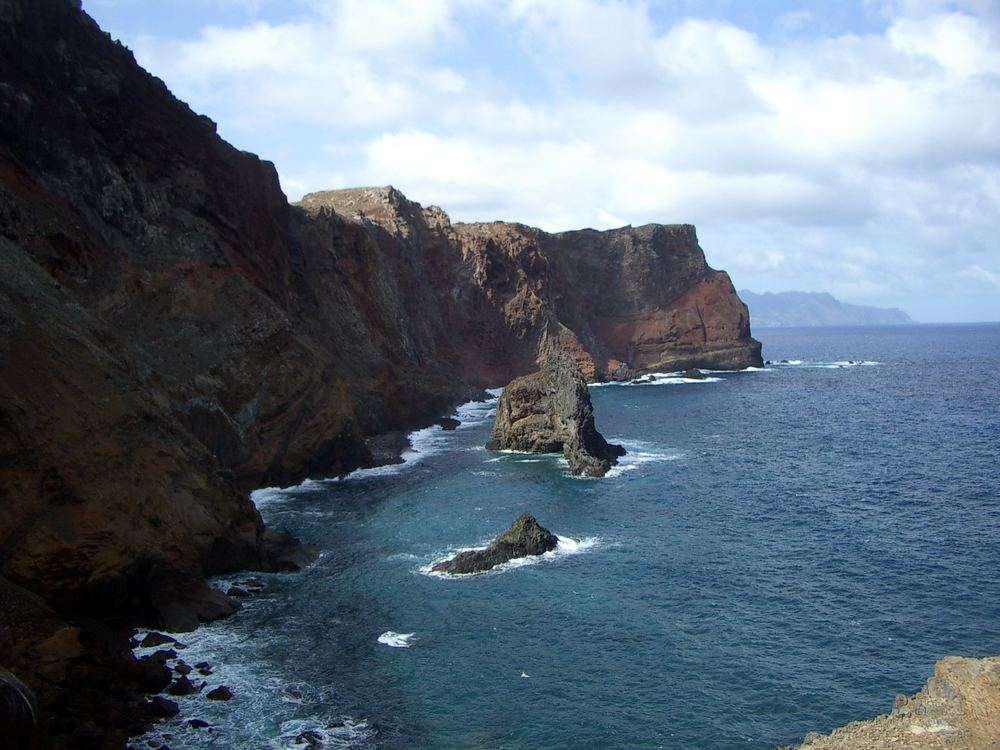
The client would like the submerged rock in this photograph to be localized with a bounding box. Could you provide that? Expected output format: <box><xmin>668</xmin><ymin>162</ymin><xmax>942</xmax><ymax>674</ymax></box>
<box><xmin>431</xmin><ymin>513</ymin><xmax>559</xmax><ymax>575</ymax></box>
<box><xmin>486</xmin><ymin>353</ymin><xmax>625</xmax><ymax>476</ymax></box>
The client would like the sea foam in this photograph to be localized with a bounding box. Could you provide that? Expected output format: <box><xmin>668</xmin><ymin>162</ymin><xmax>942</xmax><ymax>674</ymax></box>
<box><xmin>377</xmin><ymin>631</ymin><xmax>417</xmax><ymax>648</ymax></box>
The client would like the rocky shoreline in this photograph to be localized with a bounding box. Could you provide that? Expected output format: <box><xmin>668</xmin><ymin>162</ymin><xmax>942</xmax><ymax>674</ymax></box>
<box><xmin>781</xmin><ymin>656</ymin><xmax>1000</xmax><ymax>750</ymax></box>
<box><xmin>0</xmin><ymin>1</ymin><xmax>760</xmax><ymax>746</ymax></box>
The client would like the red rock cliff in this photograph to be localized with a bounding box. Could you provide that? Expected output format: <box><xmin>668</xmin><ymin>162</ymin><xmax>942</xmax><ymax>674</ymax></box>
<box><xmin>0</xmin><ymin>1</ymin><xmax>760</xmax><ymax>745</ymax></box>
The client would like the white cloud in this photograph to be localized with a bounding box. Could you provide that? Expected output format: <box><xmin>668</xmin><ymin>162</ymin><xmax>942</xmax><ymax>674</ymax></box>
<box><xmin>105</xmin><ymin>0</ymin><xmax>1000</xmax><ymax>320</ymax></box>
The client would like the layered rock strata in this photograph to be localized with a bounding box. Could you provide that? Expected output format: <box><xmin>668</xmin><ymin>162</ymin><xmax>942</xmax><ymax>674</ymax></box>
<box><xmin>1</xmin><ymin>0</ymin><xmax>759</xmax><ymax>746</ymax></box>
<box><xmin>431</xmin><ymin>513</ymin><xmax>559</xmax><ymax>575</ymax></box>
<box><xmin>486</xmin><ymin>353</ymin><xmax>626</xmax><ymax>476</ymax></box>
<box><xmin>783</xmin><ymin>656</ymin><xmax>1000</xmax><ymax>750</ymax></box>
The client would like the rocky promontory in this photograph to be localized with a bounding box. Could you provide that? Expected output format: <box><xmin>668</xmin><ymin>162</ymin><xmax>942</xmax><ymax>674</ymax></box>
<box><xmin>782</xmin><ymin>656</ymin><xmax>1000</xmax><ymax>750</ymax></box>
<box><xmin>431</xmin><ymin>513</ymin><xmax>559</xmax><ymax>575</ymax></box>
<box><xmin>486</xmin><ymin>353</ymin><xmax>625</xmax><ymax>476</ymax></box>
<box><xmin>1</xmin><ymin>0</ymin><xmax>759</xmax><ymax>746</ymax></box>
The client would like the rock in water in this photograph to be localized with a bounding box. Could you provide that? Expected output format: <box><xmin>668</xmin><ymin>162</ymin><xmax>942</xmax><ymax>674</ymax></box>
<box><xmin>432</xmin><ymin>513</ymin><xmax>559</xmax><ymax>574</ymax></box>
<box><xmin>486</xmin><ymin>352</ymin><xmax>626</xmax><ymax>476</ymax></box>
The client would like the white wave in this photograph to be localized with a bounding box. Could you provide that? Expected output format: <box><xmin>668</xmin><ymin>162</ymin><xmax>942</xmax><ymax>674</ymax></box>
<box><xmin>131</xmin><ymin>623</ymin><xmax>372</xmax><ymax>750</ymax></box>
<box><xmin>602</xmin><ymin>441</ymin><xmax>683</xmax><ymax>479</ymax></box>
<box><xmin>590</xmin><ymin>371</ymin><xmax>722</xmax><ymax>387</ymax></box>
<box><xmin>252</xmin><ymin>392</ymin><xmax>501</xmax><ymax>496</ymax></box>
<box><xmin>273</xmin><ymin>717</ymin><xmax>374</xmax><ymax>749</ymax></box>
<box><xmin>377</xmin><ymin>631</ymin><xmax>416</xmax><ymax>648</ymax></box>
<box><xmin>453</xmin><ymin>393</ymin><xmax>499</xmax><ymax>428</ymax></box>
<box><xmin>420</xmin><ymin>535</ymin><xmax>599</xmax><ymax>579</ymax></box>
<box><xmin>767</xmin><ymin>358</ymin><xmax>880</xmax><ymax>369</ymax></box>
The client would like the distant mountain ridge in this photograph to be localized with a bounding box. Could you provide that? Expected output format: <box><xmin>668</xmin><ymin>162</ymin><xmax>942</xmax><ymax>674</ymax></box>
<box><xmin>739</xmin><ymin>290</ymin><xmax>914</xmax><ymax>327</ymax></box>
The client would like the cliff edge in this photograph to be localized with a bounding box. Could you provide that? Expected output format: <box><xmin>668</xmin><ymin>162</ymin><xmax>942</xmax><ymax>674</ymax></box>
<box><xmin>0</xmin><ymin>0</ymin><xmax>759</xmax><ymax>746</ymax></box>
<box><xmin>783</xmin><ymin>656</ymin><xmax>1000</xmax><ymax>750</ymax></box>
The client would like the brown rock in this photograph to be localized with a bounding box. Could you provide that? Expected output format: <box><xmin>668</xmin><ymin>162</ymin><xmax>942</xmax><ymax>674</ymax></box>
<box><xmin>486</xmin><ymin>352</ymin><xmax>625</xmax><ymax>476</ymax></box>
<box><xmin>784</xmin><ymin>656</ymin><xmax>1000</xmax><ymax>750</ymax></box>
<box><xmin>432</xmin><ymin>513</ymin><xmax>559</xmax><ymax>575</ymax></box>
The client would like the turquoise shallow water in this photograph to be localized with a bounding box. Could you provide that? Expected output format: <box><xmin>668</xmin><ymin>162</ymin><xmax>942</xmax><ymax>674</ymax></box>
<box><xmin>136</xmin><ymin>324</ymin><xmax>1000</xmax><ymax>750</ymax></box>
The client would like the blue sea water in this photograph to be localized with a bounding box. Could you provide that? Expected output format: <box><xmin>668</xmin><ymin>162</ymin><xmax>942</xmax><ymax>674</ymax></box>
<box><xmin>136</xmin><ymin>324</ymin><xmax>1000</xmax><ymax>750</ymax></box>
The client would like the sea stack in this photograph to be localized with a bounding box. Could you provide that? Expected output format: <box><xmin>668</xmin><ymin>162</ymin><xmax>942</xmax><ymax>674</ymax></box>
<box><xmin>486</xmin><ymin>352</ymin><xmax>625</xmax><ymax>477</ymax></box>
<box><xmin>431</xmin><ymin>513</ymin><xmax>559</xmax><ymax>575</ymax></box>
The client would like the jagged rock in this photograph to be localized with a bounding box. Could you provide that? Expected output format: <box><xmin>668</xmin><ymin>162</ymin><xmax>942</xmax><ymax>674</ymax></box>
<box><xmin>431</xmin><ymin>513</ymin><xmax>559</xmax><ymax>575</ymax></box>
<box><xmin>147</xmin><ymin>696</ymin><xmax>179</xmax><ymax>719</ymax></box>
<box><xmin>681</xmin><ymin>368</ymin><xmax>706</xmax><ymax>379</ymax></box>
<box><xmin>438</xmin><ymin>416</ymin><xmax>461</xmax><ymax>431</ymax></box>
<box><xmin>486</xmin><ymin>353</ymin><xmax>625</xmax><ymax>477</ymax></box>
<box><xmin>166</xmin><ymin>676</ymin><xmax>201</xmax><ymax>696</ymax></box>
<box><xmin>0</xmin><ymin>0</ymin><xmax>757</xmax><ymax>745</ymax></box>
<box><xmin>140</xmin><ymin>633</ymin><xmax>176</xmax><ymax>649</ymax></box>
<box><xmin>783</xmin><ymin>656</ymin><xmax>1000</xmax><ymax>750</ymax></box>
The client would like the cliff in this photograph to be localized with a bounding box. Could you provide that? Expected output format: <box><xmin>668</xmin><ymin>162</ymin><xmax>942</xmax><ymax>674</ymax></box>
<box><xmin>782</xmin><ymin>656</ymin><xmax>1000</xmax><ymax>750</ymax></box>
<box><xmin>305</xmin><ymin>187</ymin><xmax>762</xmax><ymax>382</ymax></box>
<box><xmin>740</xmin><ymin>290</ymin><xmax>914</xmax><ymax>327</ymax></box>
<box><xmin>0</xmin><ymin>0</ymin><xmax>759</xmax><ymax>746</ymax></box>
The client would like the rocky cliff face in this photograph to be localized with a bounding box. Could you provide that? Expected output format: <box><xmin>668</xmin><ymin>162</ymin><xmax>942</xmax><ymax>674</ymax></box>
<box><xmin>783</xmin><ymin>656</ymin><xmax>1000</xmax><ymax>750</ymax></box>
<box><xmin>303</xmin><ymin>188</ymin><xmax>763</xmax><ymax>383</ymax></box>
<box><xmin>0</xmin><ymin>0</ymin><xmax>760</xmax><ymax>746</ymax></box>
<box><xmin>486</xmin><ymin>353</ymin><xmax>626</xmax><ymax>476</ymax></box>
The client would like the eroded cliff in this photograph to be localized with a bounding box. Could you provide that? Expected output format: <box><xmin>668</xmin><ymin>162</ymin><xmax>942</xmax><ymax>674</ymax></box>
<box><xmin>0</xmin><ymin>0</ymin><xmax>761</xmax><ymax>746</ymax></box>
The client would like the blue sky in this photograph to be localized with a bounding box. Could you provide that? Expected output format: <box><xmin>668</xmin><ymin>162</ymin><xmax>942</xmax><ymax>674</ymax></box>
<box><xmin>82</xmin><ymin>0</ymin><xmax>1000</xmax><ymax>322</ymax></box>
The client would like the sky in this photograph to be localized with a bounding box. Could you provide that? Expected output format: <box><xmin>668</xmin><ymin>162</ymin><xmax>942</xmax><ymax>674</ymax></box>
<box><xmin>81</xmin><ymin>0</ymin><xmax>1000</xmax><ymax>322</ymax></box>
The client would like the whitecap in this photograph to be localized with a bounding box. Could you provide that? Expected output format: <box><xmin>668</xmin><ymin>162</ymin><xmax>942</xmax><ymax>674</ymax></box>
<box><xmin>131</xmin><ymin>623</ymin><xmax>372</xmax><ymax>750</ymax></box>
<box><xmin>272</xmin><ymin>717</ymin><xmax>374</xmax><ymax>749</ymax></box>
<box><xmin>590</xmin><ymin>371</ymin><xmax>722</xmax><ymax>387</ymax></box>
<box><xmin>601</xmin><ymin>440</ymin><xmax>683</xmax><ymax>479</ymax></box>
<box><xmin>767</xmin><ymin>359</ymin><xmax>879</xmax><ymax>369</ymax></box>
<box><xmin>377</xmin><ymin>631</ymin><xmax>416</xmax><ymax>648</ymax></box>
<box><xmin>420</xmin><ymin>535</ymin><xmax>599</xmax><ymax>579</ymax></box>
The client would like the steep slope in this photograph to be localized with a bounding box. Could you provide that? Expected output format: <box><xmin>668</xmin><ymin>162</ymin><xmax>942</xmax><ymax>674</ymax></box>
<box><xmin>300</xmin><ymin>188</ymin><xmax>762</xmax><ymax>381</ymax></box>
<box><xmin>783</xmin><ymin>656</ymin><xmax>1000</xmax><ymax>750</ymax></box>
<box><xmin>0</xmin><ymin>0</ymin><xmax>760</xmax><ymax>746</ymax></box>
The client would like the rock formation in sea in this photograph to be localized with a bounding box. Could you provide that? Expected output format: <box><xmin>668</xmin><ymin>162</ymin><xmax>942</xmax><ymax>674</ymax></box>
<box><xmin>486</xmin><ymin>353</ymin><xmax>626</xmax><ymax>476</ymax></box>
<box><xmin>782</xmin><ymin>656</ymin><xmax>1000</xmax><ymax>750</ymax></box>
<box><xmin>0</xmin><ymin>0</ymin><xmax>759</xmax><ymax>746</ymax></box>
<box><xmin>431</xmin><ymin>513</ymin><xmax>559</xmax><ymax>575</ymax></box>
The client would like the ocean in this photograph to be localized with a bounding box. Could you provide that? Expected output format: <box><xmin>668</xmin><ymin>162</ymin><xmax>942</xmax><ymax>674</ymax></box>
<box><xmin>134</xmin><ymin>323</ymin><xmax>1000</xmax><ymax>750</ymax></box>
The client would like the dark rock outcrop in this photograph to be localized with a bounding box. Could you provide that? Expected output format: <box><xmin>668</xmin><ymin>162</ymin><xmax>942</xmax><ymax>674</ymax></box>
<box><xmin>431</xmin><ymin>513</ymin><xmax>559</xmax><ymax>575</ymax></box>
<box><xmin>486</xmin><ymin>353</ymin><xmax>625</xmax><ymax>476</ymax></box>
<box><xmin>0</xmin><ymin>0</ymin><xmax>758</xmax><ymax>745</ymax></box>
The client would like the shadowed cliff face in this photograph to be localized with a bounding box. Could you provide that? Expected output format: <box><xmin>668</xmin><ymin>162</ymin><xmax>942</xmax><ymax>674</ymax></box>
<box><xmin>0</xmin><ymin>0</ymin><xmax>759</xmax><ymax>622</ymax></box>
<box><xmin>0</xmin><ymin>0</ymin><xmax>759</xmax><ymax>745</ymax></box>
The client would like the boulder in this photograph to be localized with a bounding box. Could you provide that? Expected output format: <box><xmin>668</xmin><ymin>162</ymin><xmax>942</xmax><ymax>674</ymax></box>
<box><xmin>431</xmin><ymin>513</ymin><xmax>559</xmax><ymax>575</ymax></box>
<box><xmin>486</xmin><ymin>352</ymin><xmax>625</xmax><ymax>476</ymax></box>
<box><xmin>205</xmin><ymin>686</ymin><xmax>233</xmax><ymax>701</ymax></box>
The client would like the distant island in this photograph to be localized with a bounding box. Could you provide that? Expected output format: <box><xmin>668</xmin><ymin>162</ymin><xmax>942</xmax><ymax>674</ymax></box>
<box><xmin>739</xmin><ymin>290</ymin><xmax>914</xmax><ymax>327</ymax></box>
